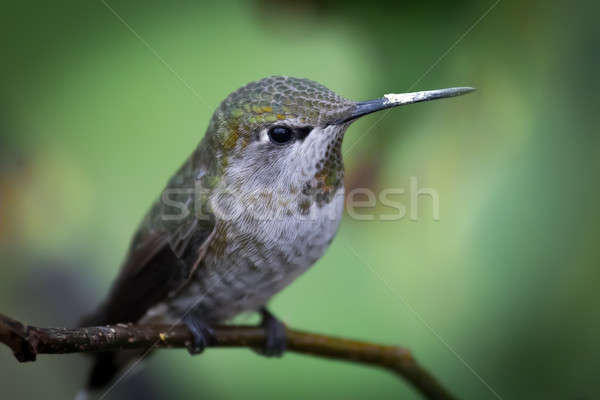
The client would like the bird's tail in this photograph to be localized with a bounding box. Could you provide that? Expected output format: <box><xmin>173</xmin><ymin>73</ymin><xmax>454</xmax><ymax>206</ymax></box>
<box><xmin>79</xmin><ymin>343</ymin><xmax>149</xmax><ymax>398</ymax></box>
<box><xmin>79</xmin><ymin>305</ymin><xmax>118</xmax><ymax>391</ymax></box>
<box><xmin>77</xmin><ymin>306</ymin><xmax>149</xmax><ymax>397</ymax></box>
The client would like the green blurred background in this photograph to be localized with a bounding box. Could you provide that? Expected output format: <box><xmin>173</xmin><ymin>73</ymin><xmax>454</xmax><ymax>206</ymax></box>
<box><xmin>1</xmin><ymin>0</ymin><xmax>599</xmax><ymax>399</ymax></box>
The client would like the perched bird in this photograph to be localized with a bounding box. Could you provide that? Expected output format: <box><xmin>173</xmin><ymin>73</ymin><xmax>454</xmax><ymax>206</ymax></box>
<box><xmin>81</xmin><ymin>76</ymin><xmax>473</xmax><ymax>392</ymax></box>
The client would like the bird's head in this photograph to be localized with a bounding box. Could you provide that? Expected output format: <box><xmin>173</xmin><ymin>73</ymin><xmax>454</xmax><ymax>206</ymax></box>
<box><xmin>204</xmin><ymin>76</ymin><xmax>473</xmax><ymax>212</ymax></box>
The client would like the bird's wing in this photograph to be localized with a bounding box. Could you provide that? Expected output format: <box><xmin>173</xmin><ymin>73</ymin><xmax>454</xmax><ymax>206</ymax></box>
<box><xmin>82</xmin><ymin>154</ymin><xmax>216</xmax><ymax>326</ymax></box>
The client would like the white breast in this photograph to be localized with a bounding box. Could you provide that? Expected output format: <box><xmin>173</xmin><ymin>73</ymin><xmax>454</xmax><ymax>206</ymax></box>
<box><xmin>163</xmin><ymin>187</ymin><xmax>344</xmax><ymax>322</ymax></box>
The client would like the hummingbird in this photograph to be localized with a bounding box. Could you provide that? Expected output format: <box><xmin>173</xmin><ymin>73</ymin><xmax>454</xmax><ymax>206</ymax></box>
<box><xmin>81</xmin><ymin>76</ymin><xmax>473</xmax><ymax>391</ymax></box>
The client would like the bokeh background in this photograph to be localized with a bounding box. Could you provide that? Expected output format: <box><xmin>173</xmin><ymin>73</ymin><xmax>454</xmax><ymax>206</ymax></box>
<box><xmin>1</xmin><ymin>0</ymin><xmax>599</xmax><ymax>399</ymax></box>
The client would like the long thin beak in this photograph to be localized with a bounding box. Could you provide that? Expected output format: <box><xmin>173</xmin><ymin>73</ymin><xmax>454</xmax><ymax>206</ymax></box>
<box><xmin>335</xmin><ymin>87</ymin><xmax>475</xmax><ymax>124</ymax></box>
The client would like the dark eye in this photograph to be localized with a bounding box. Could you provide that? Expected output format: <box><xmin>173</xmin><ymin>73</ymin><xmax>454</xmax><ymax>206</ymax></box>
<box><xmin>268</xmin><ymin>126</ymin><xmax>294</xmax><ymax>145</ymax></box>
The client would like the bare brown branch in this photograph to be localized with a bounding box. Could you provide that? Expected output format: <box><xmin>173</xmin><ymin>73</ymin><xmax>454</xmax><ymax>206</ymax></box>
<box><xmin>0</xmin><ymin>313</ymin><xmax>457</xmax><ymax>400</ymax></box>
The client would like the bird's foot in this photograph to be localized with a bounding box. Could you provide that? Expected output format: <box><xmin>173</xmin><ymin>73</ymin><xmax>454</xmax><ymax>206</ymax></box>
<box><xmin>258</xmin><ymin>307</ymin><xmax>286</xmax><ymax>357</ymax></box>
<box><xmin>183</xmin><ymin>314</ymin><xmax>215</xmax><ymax>355</ymax></box>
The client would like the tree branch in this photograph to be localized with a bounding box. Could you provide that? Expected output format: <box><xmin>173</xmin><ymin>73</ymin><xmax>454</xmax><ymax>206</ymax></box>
<box><xmin>0</xmin><ymin>313</ymin><xmax>456</xmax><ymax>400</ymax></box>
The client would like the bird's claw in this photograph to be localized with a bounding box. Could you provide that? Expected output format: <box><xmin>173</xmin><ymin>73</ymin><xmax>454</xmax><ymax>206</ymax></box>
<box><xmin>183</xmin><ymin>315</ymin><xmax>215</xmax><ymax>355</ymax></box>
<box><xmin>259</xmin><ymin>308</ymin><xmax>286</xmax><ymax>357</ymax></box>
